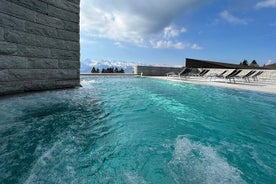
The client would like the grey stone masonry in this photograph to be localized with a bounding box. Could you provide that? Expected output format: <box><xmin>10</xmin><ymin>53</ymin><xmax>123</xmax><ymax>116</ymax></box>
<box><xmin>0</xmin><ymin>0</ymin><xmax>80</xmax><ymax>95</ymax></box>
<box><xmin>134</xmin><ymin>66</ymin><xmax>182</xmax><ymax>76</ymax></box>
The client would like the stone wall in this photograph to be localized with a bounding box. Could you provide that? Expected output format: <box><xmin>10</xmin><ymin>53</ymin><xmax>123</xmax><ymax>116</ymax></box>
<box><xmin>134</xmin><ymin>66</ymin><xmax>181</xmax><ymax>76</ymax></box>
<box><xmin>0</xmin><ymin>0</ymin><xmax>80</xmax><ymax>95</ymax></box>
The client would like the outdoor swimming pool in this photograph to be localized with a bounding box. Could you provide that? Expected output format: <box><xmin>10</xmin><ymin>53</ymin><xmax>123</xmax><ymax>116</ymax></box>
<box><xmin>0</xmin><ymin>76</ymin><xmax>275</xmax><ymax>183</ymax></box>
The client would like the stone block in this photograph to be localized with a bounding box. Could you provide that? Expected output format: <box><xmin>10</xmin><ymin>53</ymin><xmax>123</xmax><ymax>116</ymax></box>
<box><xmin>36</xmin><ymin>69</ymin><xmax>57</xmax><ymax>80</ymax></box>
<box><xmin>26</xmin><ymin>58</ymin><xmax>58</xmax><ymax>69</ymax></box>
<box><xmin>64</xmin><ymin>21</ymin><xmax>79</xmax><ymax>33</ymax></box>
<box><xmin>48</xmin><ymin>5</ymin><xmax>79</xmax><ymax>23</ymax></box>
<box><xmin>57</xmin><ymin>29</ymin><xmax>79</xmax><ymax>41</ymax></box>
<box><xmin>0</xmin><ymin>0</ymin><xmax>36</xmax><ymax>22</ymax></box>
<box><xmin>4</xmin><ymin>29</ymin><xmax>79</xmax><ymax>51</ymax></box>
<box><xmin>49</xmin><ymin>39</ymin><xmax>78</xmax><ymax>51</ymax></box>
<box><xmin>4</xmin><ymin>69</ymin><xmax>61</xmax><ymax>81</ymax></box>
<box><xmin>56</xmin><ymin>79</ymin><xmax>80</xmax><ymax>88</ymax></box>
<box><xmin>66</xmin><ymin>0</ymin><xmax>80</xmax><ymax>5</ymax></box>
<box><xmin>24</xmin><ymin>80</ymin><xmax>56</xmax><ymax>91</ymax></box>
<box><xmin>0</xmin><ymin>69</ymin><xmax>29</xmax><ymax>81</ymax></box>
<box><xmin>4</xmin><ymin>29</ymin><xmax>36</xmax><ymax>45</ymax></box>
<box><xmin>17</xmin><ymin>45</ymin><xmax>51</xmax><ymax>58</ymax></box>
<box><xmin>60</xmin><ymin>40</ymin><xmax>79</xmax><ymax>51</ymax></box>
<box><xmin>58</xmin><ymin>60</ymin><xmax>79</xmax><ymax>69</ymax></box>
<box><xmin>0</xmin><ymin>41</ymin><xmax>17</xmax><ymax>55</ymax></box>
<box><xmin>36</xmin><ymin>13</ymin><xmax>64</xmax><ymax>29</ymax></box>
<box><xmin>5</xmin><ymin>0</ymin><xmax>48</xmax><ymax>14</ymax></box>
<box><xmin>0</xmin><ymin>81</ymin><xmax>24</xmax><ymax>95</ymax></box>
<box><xmin>0</xmin><ymin>27</ymin><xmax>4</xmax><ymax>40</ymax></box>
<box><xmin>0</xmin><ymin>55</ymin><xmax>27</xmax><ymax>69</ymax></box>
<box><xmin>0</xmin><ymin>12</ymin><xmax>25</xmax><ymax>31</ymax></box>
<box><xmin>25</xmin><ymin>21</ymin><xmax>57</xmax><ymax>38</ymax></box>
<box><xmin>50</xmin><ymin>49</ymin><xmax>79</xmax><ymax>60</ymax></box>
<box><xmin>1</xmin><ymin>69</ymin><xmax>48</xmax><ymax>82</ymax></box>
<box><xmin>56</xmin><ymin>69</ymin><xmax>79</xmax><ymax>79</ymax></box>
<box><xmin>40</xmin><ymin>0</ymin><xmax>79</xmax><ymax>13</ymax></box>
<box><xmin>0</xmin><ymin>69</ymin><xmax>11</xmax><ymax>81</ymax></box>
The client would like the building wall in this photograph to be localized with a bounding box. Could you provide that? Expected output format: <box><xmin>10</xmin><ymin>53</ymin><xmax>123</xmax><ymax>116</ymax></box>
<box><xmin>134</xmin><ymin>66</ymin><xmax>181</xmax><ymax>76</ymax></box>
<box><xmin>0</xmin><ymin>0</ymin><xmax>80</xmax><ymax>95</ymax></box>
<box><xmin>185</xmin><ymin>58</ymin><xmax>262</xmax><ymax>69</ymax></box>
<box><xmin>186</xmin><ymin>58</ymin><xmax>236</xmax><ymax>68</ymax></box>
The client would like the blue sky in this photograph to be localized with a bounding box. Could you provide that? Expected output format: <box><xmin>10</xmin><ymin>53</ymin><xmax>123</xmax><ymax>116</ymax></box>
<box><xmin>80</xmin><ymin>0</ymin><xmax>276</xmax><ymax>66</ymax></box>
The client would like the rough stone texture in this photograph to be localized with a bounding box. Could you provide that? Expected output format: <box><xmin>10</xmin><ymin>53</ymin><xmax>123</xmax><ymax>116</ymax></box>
<box><xmin>0</xmin><ymin>27</ymin><xmax>4</xmax><ymax>40</ymax></box>
<box><xmin>134</xmin><ymin>66</ymin><xmax>182</xmax><ymax>76</ymax></box>
<box><xmin>0</xmin><ymin>41</ymin><xmax>18</xmax><ymax>55</ymax></box>
<box><xmin>0</xmin><ymin>55</ymin><xmax>27</xmax><ymax>68</ymax></box>
<box><xmin>0</xmin><ymin>0</ymin><xmax>80</xmax><ymax>95</ymax></box>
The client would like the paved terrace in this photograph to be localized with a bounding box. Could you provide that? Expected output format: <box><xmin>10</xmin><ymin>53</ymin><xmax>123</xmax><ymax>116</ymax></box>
<box><xmin>147</xmin><ymin>69</ymin><xmax>276</xmax><ymax>94</ymax></box>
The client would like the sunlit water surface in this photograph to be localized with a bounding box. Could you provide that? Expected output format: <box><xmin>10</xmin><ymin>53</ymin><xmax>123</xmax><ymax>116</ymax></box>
<box><xmin>0</xmin><ymin>76</ymin><xmax>275</xmax><ymax>184</ymax></box>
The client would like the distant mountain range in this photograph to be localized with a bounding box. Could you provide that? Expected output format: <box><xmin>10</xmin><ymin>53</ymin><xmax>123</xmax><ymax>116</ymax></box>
<box><xmin>80</xmin><ymin>59</ymin><xmax>144</xmax><ymax>73</ymax></box>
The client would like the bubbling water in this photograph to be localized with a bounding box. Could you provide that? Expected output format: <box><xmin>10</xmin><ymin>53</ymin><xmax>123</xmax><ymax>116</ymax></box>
<box><xmin>169</xmin><ymin>136</ymin><xmax>246</xmax><ymax>184</ymax></box>
<box><xmin>0</xmin><ymin>76</ymin><xmax>275</xmax><ymax>184</ymax></box>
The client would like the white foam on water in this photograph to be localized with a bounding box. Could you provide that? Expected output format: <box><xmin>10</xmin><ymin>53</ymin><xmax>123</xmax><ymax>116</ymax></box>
<box><xmin>148</xmin><ymin>92</ymin><xmax>199</xmax><ymax>122</ymax></box>
<box><xmin>124</xmin><ymin>172</ymin><xmax>148</xmax><ymax>184</ymax></box>
<box><xmin>168</xmin><ymin>136</ymin><xmax>246</xmax><ymax>184</ymax></box>
<box><xmin>81</xmin><ymin>79</ymin><xmax>96</xmax><ymax>88</ymax></box>
<box><xmin>23</xmin><ymin>141</ymin><xmax>60</xmax><ymax>184</ymax></box>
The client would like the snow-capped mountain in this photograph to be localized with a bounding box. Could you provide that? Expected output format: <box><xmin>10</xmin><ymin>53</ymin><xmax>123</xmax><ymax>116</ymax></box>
<box><xmin>81</xmin><ymin>59</ymin><xmax>144</xmax><ymax>73</ymax></box>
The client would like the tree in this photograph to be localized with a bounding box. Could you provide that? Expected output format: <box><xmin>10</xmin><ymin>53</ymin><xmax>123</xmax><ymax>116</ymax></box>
<box><xmin>107</xmin><ymin>67</ymin><xmax>114</xmax><ymax>73</ymax></box>
<box><xmin>250</xmin><ymin>60</ymin><xmax>259</xmax><ymax>67</ymax></box>
<box><xmin>240</xmin><ymin>59</ymin><xmax>248</xmax><ymax>66</ymax></box>
<box><xmin>96</xmin><ymin>68</ymin><xmax>99</xmax><ymax>73</ymax></box>
<box><xmin>101</xmin><ymin>67</ymin><xmax>124</xmax><ymax>73</ymax></box>
<box><xmin>91</xmin><ymin>67</ymin><xmax>96</xmax><ymax>73</ymax></box>
<box><xmin>119</xmin><ymin>68</ymin><xmax>125</xmax><ymax>73</ymax></box>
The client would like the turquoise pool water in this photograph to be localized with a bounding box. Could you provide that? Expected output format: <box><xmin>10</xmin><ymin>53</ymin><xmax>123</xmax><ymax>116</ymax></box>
<box><xmin>0</xmin><ymin>76</ymin><xmax>275</xmax><ymax>184</ymax></box>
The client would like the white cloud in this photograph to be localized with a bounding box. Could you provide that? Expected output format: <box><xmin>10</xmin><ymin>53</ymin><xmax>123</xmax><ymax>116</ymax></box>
<box><xmin>80</xmin><ymin>0</ymin><xmax>209</xmax><ymax>48</ymax></box>
<box><xmin>148</xmin><ymin>25</ymin><xmax>189</xmax><ymax>49</ymax></box>
<box><xmin>80</xmin><ymin>5</ymin><xmax>145</xmax><ymax>45</ymax></box>
<box><xmin>191</xmin><ymin>44</ymin><xmax>203</xmax><ymax>50</ymax></box>
<box><xmin>150</xmin><ymin>40</ymin><xmax>203</xmax><ymax>50</ymax></box>
<box><xmin>256</xmin><ymin>0</ymin><xmax>276</xmax><ymax>8</ymax></box>
<box><xmin>220</xmin><ymin>10</ymin><xmax>248</xmax><ymax>25</ymax></box>
<box><xmin>80</xmin><ymin>38</ymin><xmax>97</xmax><ymax>45</ymax></box>
<box><xmin>114</xmin><ymin>42</ymin><xmax>125</xmax><ymax>48</ymax></box>
<box><xmin>150</xmin><ymin>40</ymin><xmax>187</xmax><ymax>49</ymax></box>
<box><xmin>163</xmin><ymin>25</ymin><xmax>187</xmax><ymax>39</ymax></box>
<box><xmin>149</xmin><ymin>25</ymin><xmax>200</xmax><ymax>50</ymax></box>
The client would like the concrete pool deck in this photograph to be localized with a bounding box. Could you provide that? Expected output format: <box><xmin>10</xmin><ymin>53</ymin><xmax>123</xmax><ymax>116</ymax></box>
<box><xmin>147</xmin><ymin>76</ymin><xmax>276</xmax><ymax>94</ymax></box>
